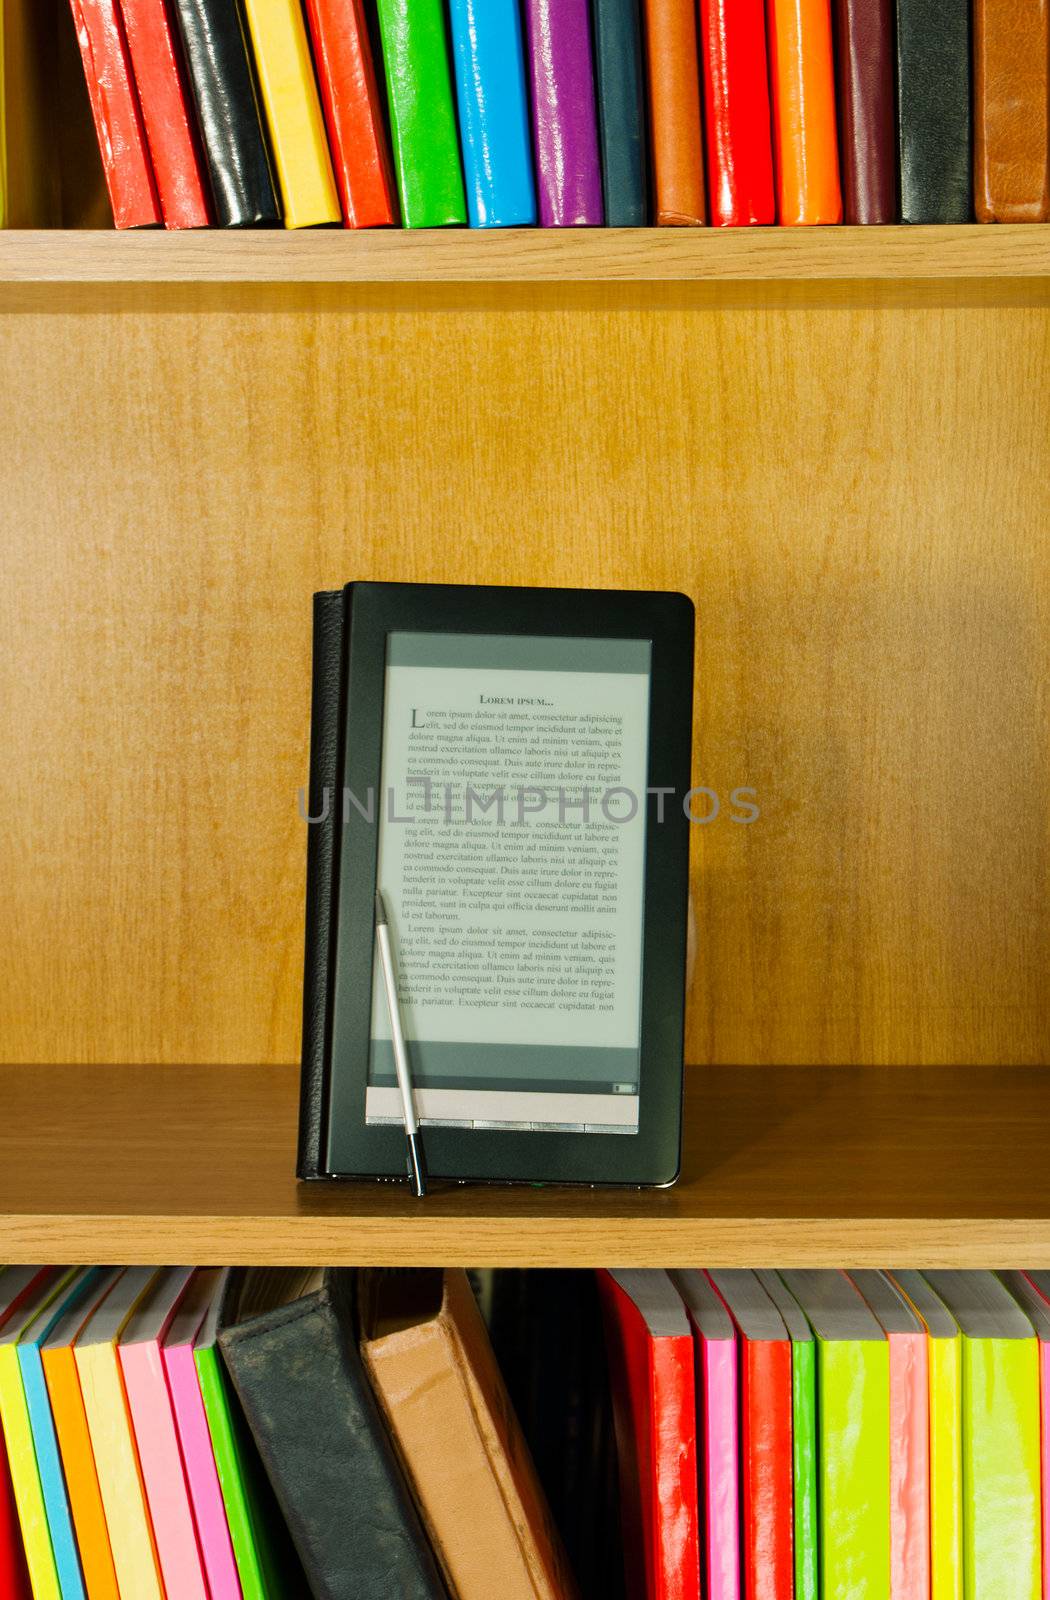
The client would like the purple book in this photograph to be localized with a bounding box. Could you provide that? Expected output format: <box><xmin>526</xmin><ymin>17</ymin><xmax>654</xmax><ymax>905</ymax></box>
<box><xmin>523</xmin><ymin>0</ymin><xmax>604</xmax><ymax>225</ymax></box>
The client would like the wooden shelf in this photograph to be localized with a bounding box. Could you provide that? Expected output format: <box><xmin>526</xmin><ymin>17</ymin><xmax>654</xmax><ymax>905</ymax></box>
<box><xmin>1</xmin><ymin>1065</ymin><xmax>1048</xmax><ymax>1267</ymax></box>
<box><xmin>1</xmin><ymin>226</ymin><xmax>1050</xmax><ymax>283</ymax></box>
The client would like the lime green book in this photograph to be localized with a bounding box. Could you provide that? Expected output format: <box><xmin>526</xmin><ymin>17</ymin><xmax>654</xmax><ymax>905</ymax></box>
<box><xmin>757</xmin><ymin>1270</ymin><xmax>818</xmax><ymax>1600</ymax></box>
<box><xmin>374</xmin><ymin>0</ymin><xmax>466</xmax><ymax>227</ymax></box>
<box><xmin>924</xmin><ymin>1271</ymin><xmax>1040</xmax><ymax>1600</ymax></box>
<box><xmin>781</xmin><ymin>1270</ymin><xmax>890</xmax><ymax>1600</ymax></box>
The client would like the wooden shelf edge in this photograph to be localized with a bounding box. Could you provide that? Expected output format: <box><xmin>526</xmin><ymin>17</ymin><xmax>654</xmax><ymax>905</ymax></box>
<box><xmin>1</xmin><ymin>226</ymin><xmax>1049</xmax><ymax>283</ymax></box>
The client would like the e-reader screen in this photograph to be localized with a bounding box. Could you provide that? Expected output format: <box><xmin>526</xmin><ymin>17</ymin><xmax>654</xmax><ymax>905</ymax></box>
<box><xmin>366</xmin><ymin>631</ymin><xmax>651</xmax><ymax>1133</ymax></box>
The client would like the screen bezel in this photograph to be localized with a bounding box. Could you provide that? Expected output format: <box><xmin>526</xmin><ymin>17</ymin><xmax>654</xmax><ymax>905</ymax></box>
<box><xmin>323</xmin><ymin>581</ymin><xmax>693</xmax><ymax>1187</ymax></box>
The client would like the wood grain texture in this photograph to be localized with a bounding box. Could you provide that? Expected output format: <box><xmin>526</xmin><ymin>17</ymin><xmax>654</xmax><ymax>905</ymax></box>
<box><xmin>0</xmin><ymin>1064</ymin><xmax>1048</xmax><ymax>1265</ymax></box>
<box><xmin>2</xmin><ymin>227</ymin><xmax>1050</xmax><ymax>283</ymax></box>
<box><xmin>0</xmin><ymin>282</ymin><xmax>1047</xmax><ymax>1069</ymax></box>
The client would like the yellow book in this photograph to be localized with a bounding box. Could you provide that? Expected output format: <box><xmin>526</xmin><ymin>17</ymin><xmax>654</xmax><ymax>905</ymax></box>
<box><xmin>242</xmin><ymin>0</ymin><xmax>340</xmax><ymax>228</ymax></box>
<box><xmin>0</xmin><ymin>1269</ymin><xmax>78</xmax><ymax>1600</ymax></box>
<box><xmin>74</xmin><ymin>1268</ymin><xmax>164</xmax><ymax>1600</ymax></box>
<box><xmin>891</xmin><ymin>1271</ymin><xmax>963</xmax><ymax>1600</ymax></box>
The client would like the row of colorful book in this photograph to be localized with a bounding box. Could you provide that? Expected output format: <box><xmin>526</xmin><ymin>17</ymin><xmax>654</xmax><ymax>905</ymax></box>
<box><xmin>67</xmin><ymin>0</ymin><xmax>1050</xmax><ymax>235</ymax></box>
<box><xmin>2</xmin><ymin>1264</ymin><xmax>1049</xmax><ymax>1599</ymax></box>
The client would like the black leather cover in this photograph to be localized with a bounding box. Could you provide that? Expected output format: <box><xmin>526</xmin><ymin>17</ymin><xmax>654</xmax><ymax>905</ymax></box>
<box><xmin>297</xmin><ymin>589</ymin><xmax>344</xmax><ymax>1180</ymax></box>
<box><xmin>591</xmin><ymin>0</ymin><xmax>648</xmax><ymax>226</ymax></box>
<box><xmin>169</xmin><ymin>0</ymin><xmax>280</xmax><ymax>227</ymax></box>
<box><xmin>896</xmin><ymin>0</ymin><xmax>972</xmax><ymax>222</ymax></box>
<box><xmin>219</xmin><ymin>1270</ymin><xmax>446</xmax><ymax>1600</ymax></box>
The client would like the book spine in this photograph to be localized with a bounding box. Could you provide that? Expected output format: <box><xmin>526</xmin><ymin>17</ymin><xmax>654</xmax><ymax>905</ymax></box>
<box><xmin>791</xmin><ymin>1340</ymin><xmax>818</xmax><ymax>1600</ymax></box>
<box><xmin>832</xmin><ymin>0</ymin><xmax>896</xmax><ymax>223</ymax></box>
<box><xmin>642</xmin><ymin>0</ymin><xmax>706</xmax><ymax>224</ymax></box>
<box><xmin>701</xmin><ymin>1337</ymin><xmax>740</xmax><ymax>1600</ymax></box>
<box><xmin>297</xmin><ymin>590</ymin><xmax>345</xmax><ymax>1180</ymax></box>
<box><xmin>241</xmin><ymin>0</ymin><xmax>341</xmax><ymax>228</ymax></box>
<box><xmin>896</xmin><ymin>0</ymin><xmax>971</xmax><ymax>223</ymax></box>
<box><xmin>742</xmin><ymin>1339</ymin><xmax>794</xmax><ymax>1600</ymax></box>
<box><xmin>818</xmin><ymin>1341</ymin><xmax>891</xmax><ymax>1598</ymax></box>
<box><xmin>448</xmin><ymin>0</ymin><xmax>535</xmax><ymax>228</ymax></box>
<box><xmin>890</xmin><ymin>1333</ymin><xmax>931</xmax><ymax>1600</ymax></box>
<box><xmin>169</xmin><ymin>0</ymin><xmax>280</xmax><ymax>227</ymax></box>
<box><xmin>67</xmin><ymin>0</ymin><xmax>162</xmax><ymax>229</ymax></box>
<box><xmin>766</xmin><ymin>0</ymin><xmax>841</xmax><ymax>225</ymax></box>
<box><xmin>963</xmin><ymin>1338</ymin><xmax>1041</xmax><ymax>1598</ymax></box>
<box><xmin>301</xmin><ymin>0</ymin><xmax>398</xmax><ymax>227</ymax></box>
<box><xmin>697</xmin><ymin>0</ymin><xmax>774</xmax><ymax>226</ymax></box>
<box><xmin>974</xmin><ymin>0</ymin><xmax>1050</xmax><ymax>222</ymax></box>
<box><xmin>374</xmin><ymin>0</ymin><xmax>467</xmax><ymax>228</ymax></box>
<box><xmin>927</xmin><ymin>1335</ymin><xmax>963</xmax><ymax>1600</ymax></box>
<box><xmin>116</xmin><ymin>0</ymin><xmax>212</xmax><ymax>227</ymax></box>
<box><xmin>522</xmin><ymin>0</ymin><xmax>604</xmax><ymax>226</ymax></box>
<box><xmin>591</xmin><ymin>0</ymin><xmax>648</xmax><ymax>226</ymax></box>
<box><xmin>652</xmin><ymin>1339</ymin><xmax>702</xmax><ymax>1599</ymax></box>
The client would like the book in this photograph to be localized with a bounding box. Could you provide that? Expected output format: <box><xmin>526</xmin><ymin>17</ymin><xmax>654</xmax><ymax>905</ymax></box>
<box><xmin>41</xmin><ymin>1270</ymin><xmax>124</xmax><ymax>1600</ymax></box>
<box><xmin>301</xmin><ymin>0</ymin><xmax>397</xmax><ymax>227</ymax></box>
<box><xmin>896</xmin><ymin>0</ymin><xmax>971</xmax><ymax>223</ymax></box>
<box><xmin>780</xmin><ymin>1270</ymin><xmax>890</xmax><ymax>1599</ymax></box>
<box><xmin>1000</xmin><ymin>1272</ymin><xmax>1050</xmax><ymax>1600</ymax></box>
<box><xmin>889</xmin><ymin>1272</ymin><xmax>962</xmax><ymax>1600</ymax></box>
<box><xmin>163</xmin><ymin>1268</ymin><xmax>242</xmax><ymax>1600</ymax></box>
<box><xmin>923</xmin><ymin>1272</ymin><xmax>1040</xmax><ymax>1600</ymax></box>
<box><xmin>119</xmin><ymin>1266</ymin><xmax>207</xmax><ymax>1600</ymax></box>
<box><xmin>0</xmin><ymin>1430</ymin><xmax>31</xmax><ymax>1600</ymax></box>
<box><xmin>765</xmin><ymin>0</ymin><xmax>841</xmax><ymax>224</ymax></box>
<box><xmin>116</xmin><ymin>0</ymin><xmax>211</xmax><ymax>228</ymax></box>
<box><xmin>241</xmin><ymin>0</ymin><xmax>341</xmax><ymax>228</ymax></box>
<box><xmin>591</xmin><ymin>0</ymin><xmax>648</xmax><ymax>226</ymax></box>
<box><xmin>0</xmin><ymin>1268</ymin><xmax>68</xmax><ymax>1600</ymax></box>
<box><xmin>697</xmin><ymin>0</ymin><xmax>774</xmax><ymax>227</ymax></box>
<box><xmin>74</xmin><ymin>1266</ymin><xmax>165</xmax><ymax>1600</ymax></box>
<box><xmin>832</xmin><ymin>0</ymin><xmax>896</xmax><ymax>222</ymax></box>
<box><xmin>641</xmin><ymin>0</ymin><xmax>706</xmax><ymax>224</ymax></box>
<box><xmin>852</xmin><ymin>1271</ymin><xmax>930</xmax><ymax>1600</ymax></box>
<box><xmin>974</xmin><ymin>0</ymin><xmax>1050</xmax><ymax>222</ymax></box>
<box><xmin>522</xmin><ymin>0</ymin><xmax>604</xmax><ymax>226</ymax></box>
<box><xmin>169</xmin><ymin>0</ymin><xmax>280</xmax><ymax>227</ymax></box>
<box><xmin>18</xmin><ymin>1269</ymin><xmax>106</xmax><ymax>1600</ymax></box>
<box><xmin>707</xmin><ymin>1271</ymin><xmax>793</xmax><ymax>1600</ymax></box>
<box><xmin>670</xmin><ymin>1271</ymin><xmax>739</xmax><ymax>1600</ymax></box>
<box><xmin>448</xmin><ymin>0</ymin><xmax>535</xmax><ymax>228</ymax></box>
<box><xmin>194</xmin><ymin>1269</ymin><xmax>292</xmax><ymax>1600</ymax></box>
<box><xmin>68</xmin><ymin>0</ymin><xmax>161</xmax><ymax>228</ymax></box>
<box><xmin>361</xmin><ymin>1268</ymin><xmax>579</xmax><ymax>1600</ymax></box>
<box><xmin>374</xmin><ymin>0</ymin><xmax>466</xmax><ymax>228</ymax></box>
<box><xmin>757</xmin><ymin>1272</ymin><xmax>817</xmax><ymax>1600</ymax></box>
<box><xmin>218</xmin><ymin>1267</ymin><xmax>444</xmax><ymax>1600</ymax></box>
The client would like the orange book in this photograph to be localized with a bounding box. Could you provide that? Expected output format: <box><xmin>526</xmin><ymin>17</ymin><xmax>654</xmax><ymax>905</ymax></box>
<box><xmin>40</xmin><ymin>1271</ymin><xmax>124</xmax><ymax>1600</ymax></box>
<box><xmin>765</xmin><ymin>0</ymin><xmax>841</xmax><ymax>224</ymax></box>
<box><xmin>642</xmin><ymin>0</ymin><xmax>706</xmax><ymax>223</ymax></box>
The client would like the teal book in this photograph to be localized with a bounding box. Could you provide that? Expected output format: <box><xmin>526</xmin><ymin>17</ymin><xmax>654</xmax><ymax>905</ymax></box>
<box><xmin>374</xmin><ymin>0</ymin><xmax>467</xmax><ymax>227</ymax></box>
<box><xmin>758</xmin><ymin>1271</ymin><xmax>818</xmax><ymax>1600</ymax></box>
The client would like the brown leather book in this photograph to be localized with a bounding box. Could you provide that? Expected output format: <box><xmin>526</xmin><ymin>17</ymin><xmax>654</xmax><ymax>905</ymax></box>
<box><xmin>833</xmin><ymin>0</ymin><xmax>896</xmax><ymax>223</ymax></box>
<box><xmin>974</xmin><ymin>0</ymin><xmax>1050</xmax><ymax>221</ymax></box>
<box><xmin>360</xmin><ymin>1270</ymin><xmax>580</xmax><ymax>1600</ymax></box>
<box><xmin>642</xmin><ymin>0</ymin><xmax>706</xmax><ymax>223</ymax></box>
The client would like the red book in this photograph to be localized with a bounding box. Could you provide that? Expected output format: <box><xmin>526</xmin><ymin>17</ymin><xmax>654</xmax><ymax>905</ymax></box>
<box><xmin>118</xmin><ymin>0</ymin><xmax>212</xmax><ymax>228</ymax></box>
<box><xmin>68</xmin><ymin>0</ymin><xmax>161</xmax><ymax>228</ymax></box>
<box><xmin>303</xmin><ymin>0</ymin><xmax>398</xmax><ymax>227</ymax></box>
<box><xmin>0</xmin><ymin>1442</ymin><xmax>31</xmax><ymax>1600</ymax></box>
<box><xmin>598</xmin><ymin>1270</ymin><xmax>700</xmax><ymax>1600</ymax></box>
<box><xmin>698</xmin><ymin>0</ymin><xmax>775</xmax><ymax>225</ymax></box>
<box><xmin>707</xmin><ymin>1271</ymin><xmax>794</xmax><ymax>1600</ymax></box>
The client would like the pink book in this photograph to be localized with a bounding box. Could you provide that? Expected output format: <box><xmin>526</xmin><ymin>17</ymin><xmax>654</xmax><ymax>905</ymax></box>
<box><xmin>1008</xmin><ymin>1273</ymin><xmax>1050</xmax><ymax>1600</ymax></box>
<box><xmin>119</xmin><ymin>1267</ymin><xmax>208</xmax><ymax>1600</ymax></box>
<box><xmin>672</xmin><ymin>1271</ymin><xmax>741</xmax><ymax>1600</ymax></box>
<box><xmin>163</xmin><ymin>1268</ymin><xmax>242</xmax><ymax>1599</ymax></box>
<box><xmin>851</xmin><ymin>1271</ymin><xmax>929</xmax><ymax>1600</ymax></box>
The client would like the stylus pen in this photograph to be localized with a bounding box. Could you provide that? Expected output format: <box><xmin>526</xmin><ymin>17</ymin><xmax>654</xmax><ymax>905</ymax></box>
<box><xmin>375</xmin><ymin>892</ymin><xmax>428</xmax><ymax>1197</ymax></box>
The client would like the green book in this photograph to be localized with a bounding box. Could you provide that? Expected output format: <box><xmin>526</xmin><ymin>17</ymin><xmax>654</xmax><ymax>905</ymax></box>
<box><xmin>374</xmin><ymin>0</ymin><xmax>467</xmax><ymax>227</ymax></box>
<box><xmin>925</xmin><ymin>1272</ymin><xmax>1041</xmax><ymax>1600</ymax></box>
<box><xmin>781</xmin><ymin>1270</ymin><xmax>890</xmax><ymax>1599</ymax></box>
<box><xmin>758</xmin><ymin>1271</ymin><xmax>818</xmax><ymax>1600</ymax></box>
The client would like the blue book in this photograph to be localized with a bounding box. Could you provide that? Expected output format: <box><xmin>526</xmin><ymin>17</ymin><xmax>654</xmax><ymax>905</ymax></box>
<box><xmin>17</xmin><ymin>1269</ymin><xmax>104</xmax><ymax>1600</ymax></box>
<box><xmin>448</xmin><ymin>0</ymin><xmax>536</xmax><ymax>227</ymax></box>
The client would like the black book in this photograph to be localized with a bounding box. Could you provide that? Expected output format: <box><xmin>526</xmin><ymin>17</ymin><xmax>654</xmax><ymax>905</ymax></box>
<box><xmin>591</xmin><ymin>0</ymin><xmax>648</xmax><ymax>226</ymax></box>
<box><xmin>217</xmin><ymin>1268</ymin><xmax>446</xmax><ymax>1600</ymax></box>
<box><xmin>895</xmin><ymin>0</ymin><xmax>972</xmax><ymax>223</ymax></box>
<box><xmin>169</xmin><ymin>0</ymin><xmax>280</xmax><ymax>227</ymax></box>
